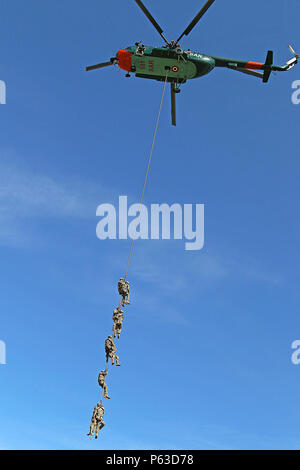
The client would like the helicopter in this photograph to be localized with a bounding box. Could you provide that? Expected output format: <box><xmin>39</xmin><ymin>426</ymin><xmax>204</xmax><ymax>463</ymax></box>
<box><xmin>86</xmin><ymin>0</ymin><xmax>299</xmax><ymax>126</ymax></box>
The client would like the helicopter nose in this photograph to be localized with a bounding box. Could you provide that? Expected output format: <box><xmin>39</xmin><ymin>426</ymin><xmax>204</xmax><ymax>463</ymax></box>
<box><xmin>117</xmin><ymin>50</ymin><xmax>132</xmax><ymax>72</ymax></box>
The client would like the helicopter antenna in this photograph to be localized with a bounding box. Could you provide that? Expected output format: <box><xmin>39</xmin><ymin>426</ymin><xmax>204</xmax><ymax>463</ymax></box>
<box><xmin>134</xmin><ymin>0</ymin><xmax>169</xmax><ymax>45</ymax></box>
<box><xmin>175</xmin><ymin>0</ymin><xmax>216</xmax><ymax>44</ymax></box>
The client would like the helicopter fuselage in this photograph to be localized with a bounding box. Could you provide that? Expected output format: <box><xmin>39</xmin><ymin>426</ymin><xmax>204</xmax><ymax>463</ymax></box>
<box><xmin>118</xmin><ymin>46</ymin><xmax>215</xmax><ymax>83</ymax></box>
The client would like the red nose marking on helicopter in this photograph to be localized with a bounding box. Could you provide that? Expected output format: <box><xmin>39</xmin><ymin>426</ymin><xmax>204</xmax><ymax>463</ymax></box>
<box><xmin>117</xmin><ymin>50</ymin><xmax>132</xmax><ymax>72</ymax></box>
<box><xmin>244</xmin><ymin>61</ymin><xmax>264</xmax><ymax>70</ymax></box>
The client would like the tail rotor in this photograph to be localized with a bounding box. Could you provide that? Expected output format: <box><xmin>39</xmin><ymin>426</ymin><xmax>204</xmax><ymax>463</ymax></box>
<box><xmin>285</xmin><ymin>45</ymin><xmax>299</xmax><ymax>70</ymax></box>
<box><xmin>288</xmin><ymin>45</ymin><xmax>300</xmax><ymax>59</ymax></box>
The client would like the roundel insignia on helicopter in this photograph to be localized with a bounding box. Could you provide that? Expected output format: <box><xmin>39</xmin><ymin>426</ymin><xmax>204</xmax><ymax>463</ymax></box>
<box><xmin>172</xmin><ymin>65</ymin><xmax>179</xmax><ymax>72</ymax></box>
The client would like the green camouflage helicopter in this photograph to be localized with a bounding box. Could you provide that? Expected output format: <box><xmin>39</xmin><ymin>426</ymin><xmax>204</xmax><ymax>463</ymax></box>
<box><xmin>86</xmin><ymin>0</ymin><xmax>299</xmax><ymax>126</ymax></box>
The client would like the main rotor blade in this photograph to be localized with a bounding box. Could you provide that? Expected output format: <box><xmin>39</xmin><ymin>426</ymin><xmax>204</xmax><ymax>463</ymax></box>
<box><xmin>134</xmin><ymin>0</ymin><xmax>169</xmax><ymax>44</ymax></box>
<box><xmin>176</xmin><ymin>0</ymin><xmax>216</xmax><ymax>44</ymax></box>
<box><xmin>86</xmin><ymin>61</ymin><xmax>113</xmax><ymax>71</ymax></box>
<box><xmin>171</xmin><ymin>83</ymin><xmax>176</xmax><ymax>126</ymax></box>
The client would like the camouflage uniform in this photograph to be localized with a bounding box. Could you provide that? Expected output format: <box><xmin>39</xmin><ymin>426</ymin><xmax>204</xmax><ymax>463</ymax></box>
<box><xmin>118</xmin><ymin>278</ymin><xmax>130</xmax><ymax>307</ymax></box>
<box><xmin>87</xmin><ymin>406</ymin><xmax>97</xmax><ymax>439</ymax></box>
<box><xmin>87</xmin><ymin>403</ymin><xmax>105</xmax><ymax>439</ymax></box>
<box><xmin>112</xmin><ymin>307</ymin><xmax>124</xmax><ymax>339</ymax></box>
<box><xmin>98</xmin><ymin>369</ymin><xmax>110</xmax><ymax>399</ymax></box>
<box><xmin>105</xmin><ymin>335</ymin><xmax>120</xmax><ymax>366</ymax></box>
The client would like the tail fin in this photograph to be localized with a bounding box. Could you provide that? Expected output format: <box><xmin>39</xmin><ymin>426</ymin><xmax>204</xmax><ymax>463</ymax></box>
<box><xmin>263</xmin><ymin>50</ymin><xmax>273</xmax><ymax>83</ymax></box>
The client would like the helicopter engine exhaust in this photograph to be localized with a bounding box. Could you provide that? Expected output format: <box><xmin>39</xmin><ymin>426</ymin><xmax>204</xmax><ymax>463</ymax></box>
<box><xmin>117</xmin><ymin>50</ymin><xmax>132</xmax><ymax>72</ymax></box>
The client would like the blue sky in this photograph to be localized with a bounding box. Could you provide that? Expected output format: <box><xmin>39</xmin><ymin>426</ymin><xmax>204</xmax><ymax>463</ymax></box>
<box><xmin>0</xmin><ymin>0</ymin><xmax>300</xmax><ymax>450</ymax></box>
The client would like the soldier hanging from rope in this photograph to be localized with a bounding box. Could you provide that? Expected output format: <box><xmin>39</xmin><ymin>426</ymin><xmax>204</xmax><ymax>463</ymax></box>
<box><xmin>87</xmin><ymin>402</ymin><xmax>105</xmax><ymax>439</ymax></box>
<box><xmin>105</xmin><ymin>335</ymin><xmax>120</xmax><ymax>366</ymax></box>
<box><xmin>118</xmin><ymin>278</ymin><xmax>130</xmax><ymax>307</ymax></box>
<box><xmin>112</xmin><ymin>306</ymin><xmax>124</xmax><ymax>339</ymax></box>
<box><xmin>98</xmin><ymin>368</ymin><xmax>110</xmax><ymax>399</ymax></box>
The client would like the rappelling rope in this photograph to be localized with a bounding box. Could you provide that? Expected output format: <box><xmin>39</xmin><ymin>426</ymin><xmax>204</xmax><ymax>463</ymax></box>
<box><xmin>124</xmin><ymin>72</ymin><xmax>169</xmax><ymax>281</ymax></box>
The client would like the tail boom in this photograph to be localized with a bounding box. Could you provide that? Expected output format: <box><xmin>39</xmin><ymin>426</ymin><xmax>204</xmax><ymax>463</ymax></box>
<box><xmin>211</xmin><ymin>48</ymin><xmax>298</xmax><ymax>82</ymax></box>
